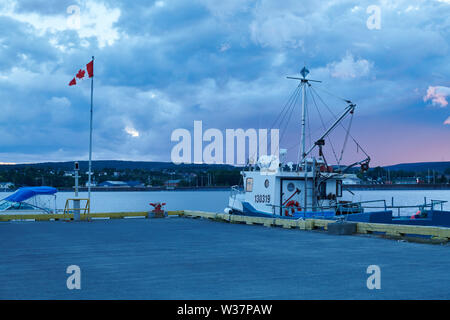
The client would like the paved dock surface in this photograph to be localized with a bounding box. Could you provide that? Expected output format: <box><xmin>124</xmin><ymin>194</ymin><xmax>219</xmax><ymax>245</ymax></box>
<box><xmin>0</xmin><ymin>217</ymin><xmax>449</xmax><ymax>299</ymax></box>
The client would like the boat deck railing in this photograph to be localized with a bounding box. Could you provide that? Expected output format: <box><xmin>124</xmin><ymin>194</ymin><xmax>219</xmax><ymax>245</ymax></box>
<box><xmin>267</xmin><ymin>199</ymin><xmax>448</xmax><ymax>218</ymax></box>
<box><xmin>343</xmin><ymin>199</ymin><xmax>448</xmax><ymax>217</ymax></box>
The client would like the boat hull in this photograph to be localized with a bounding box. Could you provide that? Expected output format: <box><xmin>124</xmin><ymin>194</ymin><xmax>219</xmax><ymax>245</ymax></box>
<box><xmin>229</xmin><ymin>204</ymin><xmax>450</xmax><ymax>228</ymax></box>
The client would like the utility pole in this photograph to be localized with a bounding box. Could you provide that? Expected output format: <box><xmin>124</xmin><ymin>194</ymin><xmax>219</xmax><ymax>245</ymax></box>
<box><xmin>87</xmin><ymin>56</ymin><xmax>94</xmax><ymax>221</ymax></box>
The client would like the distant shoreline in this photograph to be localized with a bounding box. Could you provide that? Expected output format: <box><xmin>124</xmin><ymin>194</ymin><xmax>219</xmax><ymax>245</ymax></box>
<box><xmin>57</xmin><ymin>183</ymin><xmax>450</xmax><ymax>192</ymax></box>
<box><xmin>56</xmin><ymin>186</ymin><xmax>232</xmax><ymax>192</ymax></box>
<box><xmin>346</xmin><ymin>184</ymin><xmax>450</xmax><ymax>190</ymax></box>
<box><xmin>1</xmin><ymin>184</ymin><xmax>450</xmax><ymax>193</ymax></box>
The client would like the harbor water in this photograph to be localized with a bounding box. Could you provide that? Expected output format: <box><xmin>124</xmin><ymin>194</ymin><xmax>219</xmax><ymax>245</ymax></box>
<box><xmin>1</xmin><ymin>189</ymin><xmax>449</xmax><ymax>215</ymax></box>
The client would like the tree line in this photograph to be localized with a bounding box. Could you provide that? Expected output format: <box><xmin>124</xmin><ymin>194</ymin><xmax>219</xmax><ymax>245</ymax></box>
<box><xmin>0</xmin><ymin>166</ymin><xmax>243</xmax><ymax>189</ymax></box>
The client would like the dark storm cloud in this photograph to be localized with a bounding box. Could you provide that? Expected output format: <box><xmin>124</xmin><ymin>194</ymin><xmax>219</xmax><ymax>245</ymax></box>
<box><xmin>0</xmin><ymin>0</ymin><xmax>448</xmax><ymax>165</ymax></box>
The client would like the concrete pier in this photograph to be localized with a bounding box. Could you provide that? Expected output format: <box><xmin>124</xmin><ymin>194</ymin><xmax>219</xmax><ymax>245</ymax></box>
<box><xmin>0</xmin><ymin>217</ymin><xmax>449</xmax><ymax>299</ymax></box>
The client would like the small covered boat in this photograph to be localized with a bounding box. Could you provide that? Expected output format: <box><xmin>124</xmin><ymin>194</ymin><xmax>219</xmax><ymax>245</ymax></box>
<box><xmin>0</xmin><ymin>186</ymin><xmax>57</xmax><ymax>214</ymax></box>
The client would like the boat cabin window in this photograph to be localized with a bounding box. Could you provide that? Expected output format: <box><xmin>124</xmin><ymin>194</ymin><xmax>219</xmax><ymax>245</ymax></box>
<box><xmin>7</xmin><ymin>202</ymin><xmax>36</xmax><ymax>210</ymax></box>
<box><xmin>336</xmin><ymin>180</ymin><xmax>342</xmax><ymax>197</ymax></box>
<box><xmin>287</xmin><ymin>182</ymin><xmax>295</xmax><ymax>192</ymax></box>
<box><xmin>319</xmin><ymin>182</ymin><xmax>326</xmax><ymax>198</ymax></box>
<box><xmin>246</xmin><ymin>178</ymin><xmax>253</xmax><ymax>192</ymax></box>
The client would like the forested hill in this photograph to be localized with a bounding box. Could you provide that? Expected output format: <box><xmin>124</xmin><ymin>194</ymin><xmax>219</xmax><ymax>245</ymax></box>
<box><xmin>0</xmin><ymin>160</ymin><xmax>449</xmax><ymax>173</ymax></box>
<box><xmin>0</xmin><ymin>160</ymin><xmax>237</xmax><ymax>171</ymax></box>
<box><xmin>383</xmin><ymin>161</ymin><xmax>450</xmax><ymax>173</ymax></box>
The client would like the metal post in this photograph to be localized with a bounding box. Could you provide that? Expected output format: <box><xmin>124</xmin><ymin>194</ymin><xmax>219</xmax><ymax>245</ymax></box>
<box><xmin>312</xmin><ymin>158</ymin><xmax>316</xmax><ymax>212</ymax></box>
<box><xmin>87</xmin><ymin>56</ymin><xmax>94</xmax><ymax>220</ymax></box>
<box><xmin>74</xmin><ymin>162</ymin><xmax>80</xmax><ymax>221</ymax></box>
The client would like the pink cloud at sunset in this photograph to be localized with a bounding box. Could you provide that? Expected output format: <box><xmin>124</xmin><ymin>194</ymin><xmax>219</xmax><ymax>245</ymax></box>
<box><xmin>346</xmin><ymin>118</ymin><xmax>450</xmax><ymax>166</ymax></box>
<box><xmin>424</xmin><ymin>86</ymin><xmax>450</xmax><ymax>107</ymax></box>
<box><xmin>444</xmin><ymin>117</ymin><xmax>450</xmax><ymax>125</ymax></box>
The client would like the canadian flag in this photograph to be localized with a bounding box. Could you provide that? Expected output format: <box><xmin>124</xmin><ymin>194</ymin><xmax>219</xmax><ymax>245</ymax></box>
<box><xmin>69</xmin><ymin>60</ymin><xmax>94</xmax><ymax>86</ymax></box>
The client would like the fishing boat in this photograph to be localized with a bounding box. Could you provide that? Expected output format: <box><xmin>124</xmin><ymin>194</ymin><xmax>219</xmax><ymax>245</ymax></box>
<box><xmin>0</xmin><ymin>186</ymin><xmax>57</xmax><ymax>214</ymax></box>
<box><xmin>225</xmin><ymin>67</ymin><xmax>450</xmax><ymax>227</ymax></box>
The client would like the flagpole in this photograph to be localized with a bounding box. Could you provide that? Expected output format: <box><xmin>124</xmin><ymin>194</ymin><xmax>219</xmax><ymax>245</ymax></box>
<box><xmin>88</xmin><ymin>55</ymin><xmax>94</xmax><ymax>220</ymax></box>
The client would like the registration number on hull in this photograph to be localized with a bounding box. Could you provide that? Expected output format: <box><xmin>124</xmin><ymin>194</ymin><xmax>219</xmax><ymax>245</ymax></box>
<box><xmin>255</xmin><ymin>194</ymin><xmax>270</xmax><ymax>203</ymax></box>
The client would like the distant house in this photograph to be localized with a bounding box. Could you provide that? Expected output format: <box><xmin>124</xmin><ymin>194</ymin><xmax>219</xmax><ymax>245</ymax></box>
<box><xmin>85</xmin><ymin>181</ymin><xmax>97</xmax><ymax>187</ymax></box>
<box><xmin>64</xmin><ymin>171</ymin><xmax>75</xmax><ymax>177</ymax></box>
<box><xmin>164</xmin><ymin>179</ymin><xmax>181</xmax><ymax>188</ymax></box>
<box><xmin>0</xmin><ymin>182</ymin><xmax>14</xmax><ymax>190</ymax></box>
<box><xmin>394</xmin><ymin>177</ymin><xmax>418</xmax><ymax>184</ymax></box>
<box><xmin>97</xmin><ymin>180</ymin><xmax>144</xmax><ymax>188</ymax></box>
<box><xmin>342</xmin><ymin>174</ymin><xmax>362</xmax><ymax>185</ymax></box>
<box><xmin>98</xmin><ymin>181</ymin><xmax>129</xmax><ymax>187</ymax></box>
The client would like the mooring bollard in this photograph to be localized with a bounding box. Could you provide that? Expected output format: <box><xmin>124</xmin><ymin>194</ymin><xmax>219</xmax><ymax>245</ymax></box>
<box><xmin>327</xmin><ymin>221</ymin><xmax>357</xmax><ymax>235</ymax></box>
<box><xmin>149</xmin><ymin>202</ymin><xmax>167</xmax><ymax>218</ymax></box>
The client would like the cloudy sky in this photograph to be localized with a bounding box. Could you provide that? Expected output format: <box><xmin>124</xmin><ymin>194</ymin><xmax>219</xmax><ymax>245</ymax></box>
<box><xmin>0</xmin><ymin>0</ymin><xmax>449</xmax><ymax>166</ymax></box>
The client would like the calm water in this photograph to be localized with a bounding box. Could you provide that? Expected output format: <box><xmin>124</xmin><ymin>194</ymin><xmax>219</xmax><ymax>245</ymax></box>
<box><xmin>1</xmin><ymin>189</ymin><xmax>449</xmax><ymax>214</ymax></box>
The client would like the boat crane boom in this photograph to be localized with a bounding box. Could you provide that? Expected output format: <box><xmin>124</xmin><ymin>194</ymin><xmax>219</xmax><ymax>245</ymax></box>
<box><xmin>302</xmin><ymin>102</ymin><xmax>356</xmax><ymax>161</ymax></box>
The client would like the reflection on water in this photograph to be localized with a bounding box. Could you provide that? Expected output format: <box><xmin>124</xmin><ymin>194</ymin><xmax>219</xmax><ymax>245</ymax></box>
<box><xmin>0</xmin><ymin>189</ymin><xmax>449</xmax><ymax>214</ymax></box>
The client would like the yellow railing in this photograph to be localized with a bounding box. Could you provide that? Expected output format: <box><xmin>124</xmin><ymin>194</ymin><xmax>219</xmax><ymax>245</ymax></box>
<box><xmin>63</xmin><ymin>198</ymin><xmax>90</xmax><ymax>220</ymax></box>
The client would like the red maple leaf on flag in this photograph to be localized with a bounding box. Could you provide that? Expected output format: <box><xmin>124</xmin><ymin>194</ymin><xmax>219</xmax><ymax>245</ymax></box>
<box><xmin>76</xmin><ymin>69</ymin><xmax>86</xmax><ymax>79</ymax></box>
<box><xmin>69</xmin><ymin>59</ymin><xmax>93</xmax><ymax>86</ymax></box>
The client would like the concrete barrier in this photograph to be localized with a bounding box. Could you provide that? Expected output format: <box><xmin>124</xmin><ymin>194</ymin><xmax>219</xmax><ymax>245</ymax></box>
<box><xmin>182</xmin><ymin>210</ymin><xmax>450</xmax><ymax>242</ymax></box>
<box><xmin>0</xmin><ymin>211</ymin><xmax>183</xmax><ymax>221</ymax></box>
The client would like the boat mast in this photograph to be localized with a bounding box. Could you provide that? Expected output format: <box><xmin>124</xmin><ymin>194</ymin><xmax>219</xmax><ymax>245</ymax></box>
<box><xmin>287</xmin><ymin>66</ymin><xmax>321</xmax><ymax>211</ymax></box>
<box><xmin>300</xmin><ymin>73</ymin><xmax>307</xmax><ymax>167</ymax></box>
<box><xmin>300</xmin><ymin>70</ymin><xmax>307</xmax><ymax>211</ymax></box>
<box><xmin>288</xmin><ymin>66</ymin><xmax>322</xmax><ymax>166</ymax></box>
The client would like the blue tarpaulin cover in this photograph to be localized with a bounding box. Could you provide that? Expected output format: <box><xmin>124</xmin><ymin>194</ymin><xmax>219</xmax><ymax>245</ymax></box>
<box><xmin>4</xmin><ymin>187</ymin><xmax>57</xmax><ymax>203</ymax></box>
